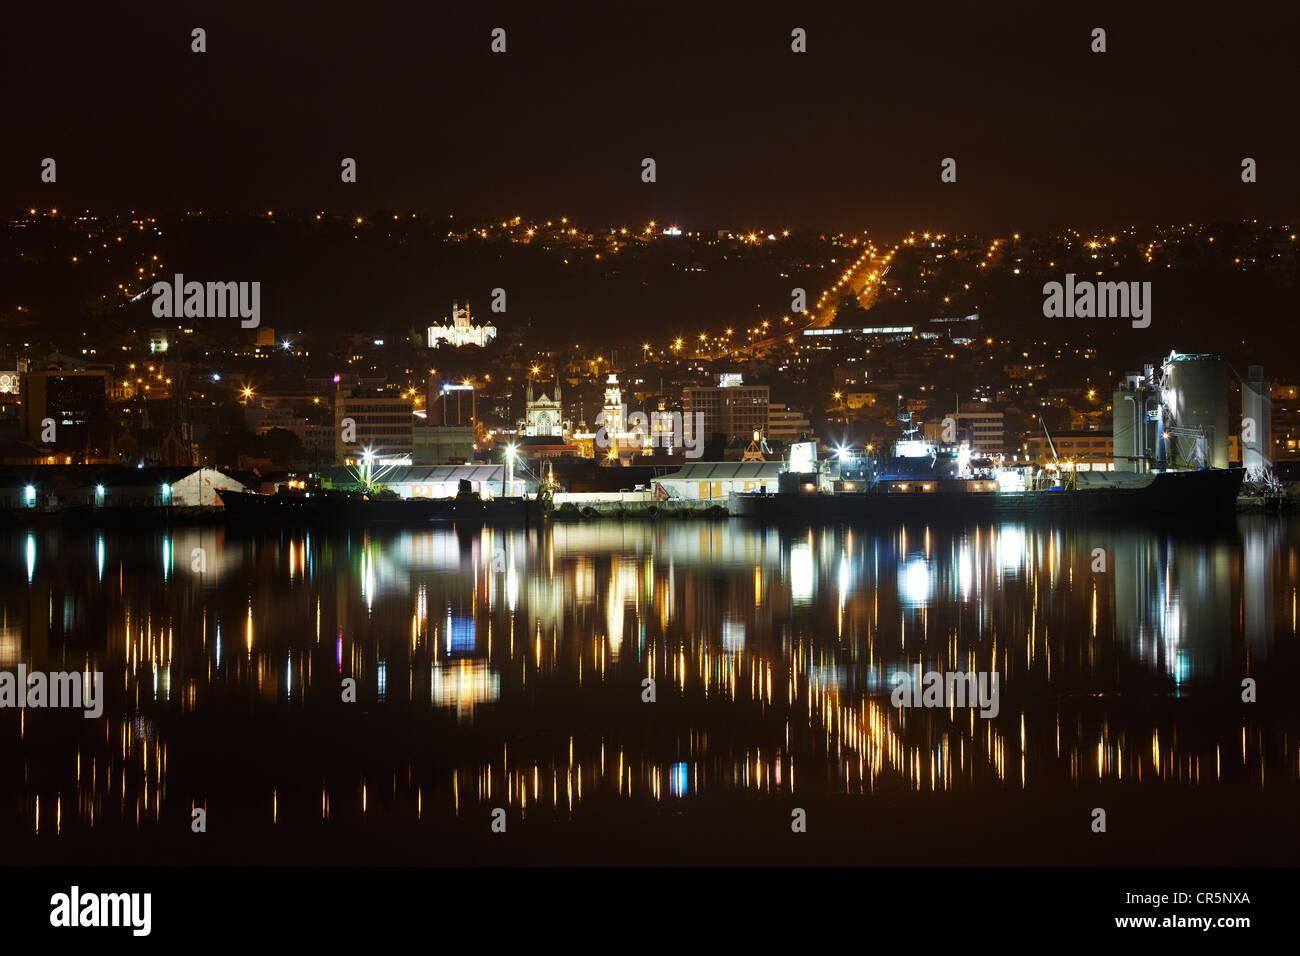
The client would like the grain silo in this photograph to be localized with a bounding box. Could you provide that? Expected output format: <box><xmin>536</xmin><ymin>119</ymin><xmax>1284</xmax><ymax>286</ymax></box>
<box><xmin>1112</xmin><ymin>366</ymin><xmax>1160</xmax><ymax>472</ymax></box>
<box><xmin>1161</xmin><ymin>352</ymin><xmax>1229</xmax><ymax>469</ymax></box>
<box><xmin>1241</xmin><ymin>365</ymin><xmax>1272</xmax><ymax>475</ymax></box>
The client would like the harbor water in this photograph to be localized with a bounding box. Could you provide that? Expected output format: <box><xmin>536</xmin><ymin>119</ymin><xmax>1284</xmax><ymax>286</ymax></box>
<box><xmin>2</xmin><ymin>517</ymin><xmax>1297</xmax><ymax>864</ymax></box>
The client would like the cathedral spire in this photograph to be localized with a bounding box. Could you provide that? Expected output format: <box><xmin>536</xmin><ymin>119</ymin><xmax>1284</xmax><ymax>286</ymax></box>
<box><xmin>554</xmin><ymin>374</ymin><xmax>561</xmax><ymax>402</ymax></box>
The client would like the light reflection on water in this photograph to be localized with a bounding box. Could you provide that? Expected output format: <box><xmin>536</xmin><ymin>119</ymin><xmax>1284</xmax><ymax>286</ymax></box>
<box><xmin>1</xmin><ymin>518</ymin><xmax>1297</xmax><ymax>852</ymax></box>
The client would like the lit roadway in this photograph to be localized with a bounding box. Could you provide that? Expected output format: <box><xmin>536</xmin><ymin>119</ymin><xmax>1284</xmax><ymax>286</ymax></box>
<box><xmin>808</xmin><ymin>243</ymin><xmax>896</xmax><ymax>328</ymax></box>
<box><xmin>723</xmin><ymin>242</ymin><xmax>898</xmax><ymax>359</ymax></box>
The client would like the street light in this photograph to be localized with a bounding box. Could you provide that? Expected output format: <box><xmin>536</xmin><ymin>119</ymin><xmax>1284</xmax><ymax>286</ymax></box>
<box><xmin>360</xmin><ymin>447</ymin><xmax>376</xmax><ymax>493</ymax></box>
<box><xmin>504</xmin><ymin>443</ymin><xmax>517</xmax><ymax>497</ymax></box>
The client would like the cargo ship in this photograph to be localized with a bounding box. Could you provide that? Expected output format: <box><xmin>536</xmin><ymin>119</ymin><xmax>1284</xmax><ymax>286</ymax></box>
<box><xmin>730</xmin><ymin>417</ymin><xmax>1245</xmax><ymax>522</ymax></box>
<box><xmin>217</xmin><ymin>480</ymin><xmax>541</xmax><ymax>526</ymax></box>
<box><xmin>730</xmin><ymin>467</ymin><xmax>1245</xmax><ymax>521</ymax></box>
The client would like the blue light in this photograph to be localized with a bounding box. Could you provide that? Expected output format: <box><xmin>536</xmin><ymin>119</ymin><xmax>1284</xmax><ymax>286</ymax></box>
<box><xmin>446</xmin><ymin>610</ymin><xmax>476</xmax><ymax>654</ymax></box>
<box><xmin>671</xmin><ymin>762</ymin><xmax>688</xmax><ymax>797</ymax></box>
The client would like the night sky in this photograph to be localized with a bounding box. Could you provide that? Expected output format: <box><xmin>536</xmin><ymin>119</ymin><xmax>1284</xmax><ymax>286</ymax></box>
<box><xmin>4</xmin><ymin>0</ymin><xmax>1297</xmax><ymax>235</ymax></box>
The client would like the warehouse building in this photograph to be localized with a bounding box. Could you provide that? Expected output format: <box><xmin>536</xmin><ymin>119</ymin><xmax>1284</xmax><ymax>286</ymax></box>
<box><xmin>652</xmin><ymin>461</ymin><xmax>784</xmax><ymax>500</ymax></box>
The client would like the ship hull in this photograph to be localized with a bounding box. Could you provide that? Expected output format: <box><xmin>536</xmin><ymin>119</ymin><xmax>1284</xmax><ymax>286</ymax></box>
<box><xmin>731</xmin><ymin>468</ymin><xmax>1245</xmax><ymax>523</ymax></box>
<box><xmin>216</xmin><ymin>490</ymin><xmax>537</xmax><ymax>526</ymax></box>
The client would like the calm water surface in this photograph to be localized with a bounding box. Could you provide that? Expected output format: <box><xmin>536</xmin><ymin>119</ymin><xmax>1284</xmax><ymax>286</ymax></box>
<box><xmin>3</xmin><ymin>518</ymin><xmax>1298</xmax><ymax>864</ymax></box>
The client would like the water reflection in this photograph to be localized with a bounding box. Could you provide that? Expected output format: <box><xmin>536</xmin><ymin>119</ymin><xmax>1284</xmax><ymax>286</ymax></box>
<box><xmin>1</xmin><ymin>518</ymin><xmax>1297</xmax><ymax>850</ymax></box>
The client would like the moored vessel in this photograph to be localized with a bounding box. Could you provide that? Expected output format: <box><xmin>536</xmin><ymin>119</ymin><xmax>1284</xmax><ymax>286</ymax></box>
<box><xmin>731</xmin><ymin>466</ymin><xmax>1245</xmax><ymax>522</ymax></box>
<box><xmin>731</xmin><ymin>408</ymin><xmax>1245</xmax><ymax>523</ymax></box>
<box><xmin>217</xmin><ymin>481</ymin><xmax>539</xmax><ymax>526</ymax></box>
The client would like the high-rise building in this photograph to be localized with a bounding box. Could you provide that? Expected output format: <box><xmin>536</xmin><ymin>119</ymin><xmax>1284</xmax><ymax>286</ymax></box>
<box><xmin>21</xmin><ymin>368</ymin><xmax>110</xmax><ymax>451</ymax></box>
<box><xmin>334</xmin><ymin>392</ymin><xmax>414</xmax><ymax>463</ymax></box>
<box><xmin>767</xmin><ymin>404</ymin><xmax>812</xmax><ymax>444</ymax></box>
<box><xmin>950</xmin><ymin>404</ymin><xmax>1004</xmax><ymax>456</ymax></box>
<box><xmin>683</xmin><ymin>374</ymin><xmax>769</xmax><ymax>444</ymax></box>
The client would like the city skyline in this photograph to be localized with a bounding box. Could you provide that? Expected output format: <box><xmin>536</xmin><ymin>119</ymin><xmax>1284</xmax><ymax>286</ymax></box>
<box><xmin>1</xmin><ymin>1</ymin><xmax>1296</xmax><ymax>931</ymax></box>
<box><xmin>5</xmin><ymin>208</ymin><xmax>1295</xmax><ymax>356</ymax></box>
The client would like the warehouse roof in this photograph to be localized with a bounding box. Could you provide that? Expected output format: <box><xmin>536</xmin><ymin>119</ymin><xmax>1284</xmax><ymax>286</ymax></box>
<box><xmin>320</xmin><ymin>465</ymin><xmax>504</xmax><ymax>484</ymax></box>
<box><xmin>658</xmin><ymin>461</ymin><xmax>784</xmax><ymax>481</ymax></box>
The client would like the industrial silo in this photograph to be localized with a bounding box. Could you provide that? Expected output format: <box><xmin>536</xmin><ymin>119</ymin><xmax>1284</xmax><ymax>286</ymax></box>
<box><xmin>1112</xmin><ymin>369</ymin><xmax>1159</xmax><ymax>472</ymax></box>
<box><xmin>1241</xmin><ymin>365</ymin><xmax>1272</xmax><ymax>476</ymax></box>
<box><xmin>1162</xmin><ymin>352</ymin><xmax>1229</xmax><ymax>469</ymax></box>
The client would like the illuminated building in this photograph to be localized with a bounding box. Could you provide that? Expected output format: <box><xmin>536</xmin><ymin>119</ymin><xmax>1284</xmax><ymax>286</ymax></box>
<box><xmin>334</xmin><ymin>392</ymin><xmax>415</xmax><ymax>463</ymax></box>
<box><xmin>20</xmin><ymin>368</ymin><xmax>110</xmax><ymax>448</ymax></box>
<box><xmin>1023</xmin><ymin>431</ymin><xmax>1114</xmax><ymax>471</ymax></box>
<box><xmin>519</xmin><ymin>376</ymin><xmax>569</xmax><ymax>438</ymax></box>
<box><xmin>683</xmin><ymin>374</ymin><xmax>770</xmax><ymax>445</ymax></box>
<box><xmin>948</xmin><ymin>405</ymin><xmax>1005</xmax><ymax>456</ymax></box>
<box><xmin>426</xmin><ymin>301</ymin><xmax>497</xmax><ymax>349</ymax></box>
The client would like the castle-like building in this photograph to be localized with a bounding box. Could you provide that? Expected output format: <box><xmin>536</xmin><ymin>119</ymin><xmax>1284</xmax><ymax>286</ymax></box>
<box><xmin>427</xmin><ymin>301</ymin><xmax>497</xmax><ymax>349</ymax></box>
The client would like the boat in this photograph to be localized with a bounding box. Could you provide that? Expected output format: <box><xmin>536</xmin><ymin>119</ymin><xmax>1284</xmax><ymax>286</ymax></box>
<box><xmin>732</xmin><ymin>407</ymin><xmax>1246</xmax><ymax>523</ymax></box>
<box><xmin>217</xmin><ymin>480</ymin><xmax>539</xmax><ymax>526</ymax></box>
<box><xmin>731</xmin><ymin>466</ymin><xmax>1245</xmax><ymax>522</ymax></box>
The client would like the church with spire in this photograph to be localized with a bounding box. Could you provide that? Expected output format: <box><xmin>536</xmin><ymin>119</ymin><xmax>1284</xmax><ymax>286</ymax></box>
<box><xmin>519</xmin><ymin>375</ymin><xmax>570</xmax><ymax>439</ymax></box>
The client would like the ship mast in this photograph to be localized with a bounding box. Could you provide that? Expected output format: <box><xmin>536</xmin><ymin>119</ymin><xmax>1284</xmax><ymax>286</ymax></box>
<box><xmin>1039</xmin><ymin>415</ymin><xmax>1060</xmax><ymax>470</ymax></box>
